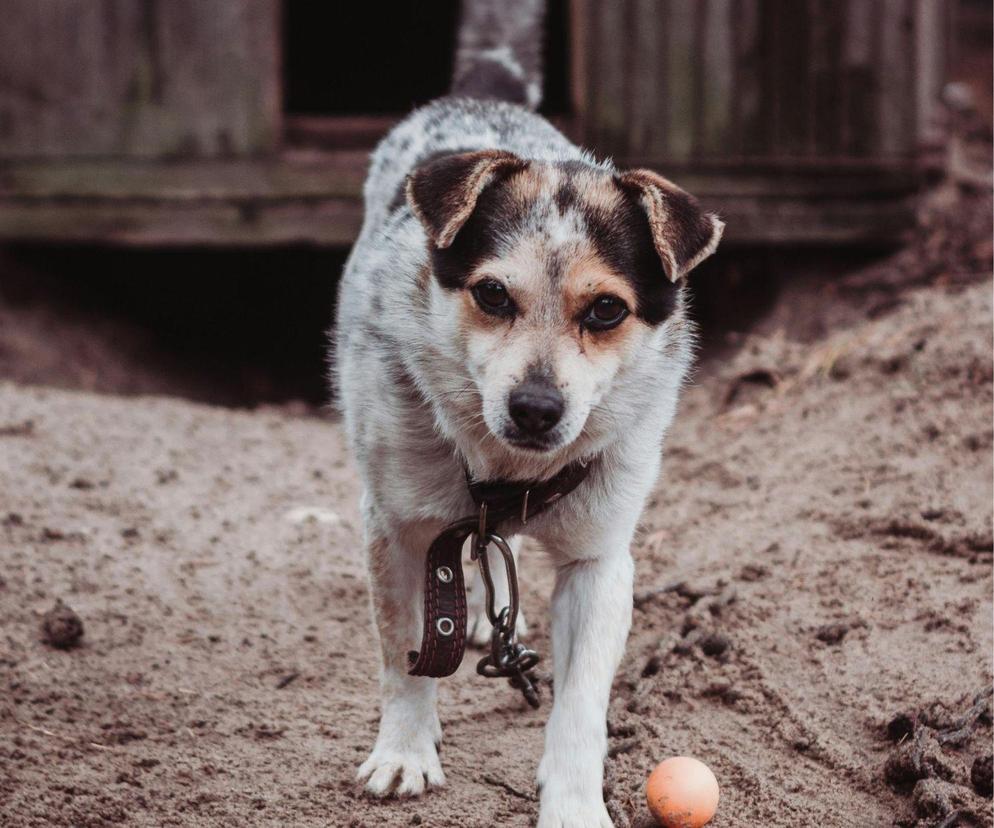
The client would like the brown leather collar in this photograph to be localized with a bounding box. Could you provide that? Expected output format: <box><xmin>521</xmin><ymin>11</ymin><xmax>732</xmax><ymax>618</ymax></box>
<box><xmin>407</xmin><ymin>458</ymin><xmax>592</xmax><ymax>679</ymax></box>
<box><xmin>467</xmin><ymin>458</ymin><xmax>592</xmax><ymax>530</ymax></box>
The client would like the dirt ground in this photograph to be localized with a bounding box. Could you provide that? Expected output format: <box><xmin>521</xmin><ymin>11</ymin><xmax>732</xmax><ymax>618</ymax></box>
<box><xmin>2</xmin><ymin>182</ymin><xmax>993</xmax><ymax>826</ymax></box>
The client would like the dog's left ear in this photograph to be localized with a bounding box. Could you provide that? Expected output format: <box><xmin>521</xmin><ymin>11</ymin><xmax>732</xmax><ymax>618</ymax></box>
<box><xmin>617</xmin><ymin>169</ymin><xmax>724</xmax><ymax>282</ymax></box>
<box><xmin>406</xmin><ymin>150</ymin><xmax>528</xmax><ymax>248</ymax></box>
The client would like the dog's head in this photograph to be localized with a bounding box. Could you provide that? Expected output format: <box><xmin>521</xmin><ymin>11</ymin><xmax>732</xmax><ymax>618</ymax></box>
<box><xmin>407</xmin><ymin>150</ymin><xmax>722</xmax><ymax>457</ymax></box>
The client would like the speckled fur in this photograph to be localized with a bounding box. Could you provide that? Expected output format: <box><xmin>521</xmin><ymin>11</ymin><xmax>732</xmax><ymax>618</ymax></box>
<box><xmin>334</xmin><ymin>3</ymin><xmax>721</xmax><ymax>825</ymax></box>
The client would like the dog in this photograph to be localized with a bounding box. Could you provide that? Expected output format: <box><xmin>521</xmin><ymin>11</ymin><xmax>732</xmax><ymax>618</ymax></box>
<box><xmin>334</xmin><ymin>1</ymin><xmax>723</xmax><ymax>824</ymax></box>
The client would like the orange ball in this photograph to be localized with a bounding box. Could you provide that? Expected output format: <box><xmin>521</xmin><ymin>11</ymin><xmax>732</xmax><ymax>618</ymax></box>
<box><xmin>645</xmin><ymin>756</ymin><xmax>720</xmax><ymax>828</ymax></box>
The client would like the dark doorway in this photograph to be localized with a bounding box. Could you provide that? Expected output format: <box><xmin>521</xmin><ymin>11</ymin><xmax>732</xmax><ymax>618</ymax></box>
<box><xmin>282</xmin><ymin>0</ymin><xmax>572</xmax><ymax>117</ymax></box>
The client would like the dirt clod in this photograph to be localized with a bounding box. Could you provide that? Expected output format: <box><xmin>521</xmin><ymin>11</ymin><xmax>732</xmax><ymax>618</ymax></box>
<box><xmin>0</xmin><ymin>419</ymin><xmax>34</xmax><ymax>437</ymax></box>
<box><xmin>40</xmin><ymin>600</ymin><xmax>84</xmax><ymax>650</ymax></box>
<box><xmin>698</xmin><ymin>632</ymin><xmax>731</xmax><ymax>658</ymax></box>
<box><xmin>885</xmin><ymin>728</ymin><xmax>959</xmax><ymax>790</ymax></box>
<box><xmin>888</xmin><ymin>711</ymin><xmax>919</xmax><ymax>743</ymax></box>
<box><xmin>738</xmin><ymin>563</ymin><xmax>768</xmax><ymax>582</ymax></box>
<box><xmin>815</xmin><ymin>622</ymin><xmax>851</xmax><ymax>645</ymax></box>
<box><xmin>971</xmin><ymin>754</ymin><xmax>993</xmax><ymax>798</ymax></box>
<box><xmin>723</xmin><ymin>368</ymin><xmax>780</xmax><ymax>407</ymax></box>
<box><xmin>912</xmin><ymin>777</ymin><xmax>993</xmax><ymax>828</ymax></box>
<box><xmin>275</xmin><ymin>672</ymin><xmax>300</xmax><ymax>689</ymax></box>
<box><xmin>884</xmin><ymin>688</ymin><xmax>994</xmax><ymax>828</ymax></box>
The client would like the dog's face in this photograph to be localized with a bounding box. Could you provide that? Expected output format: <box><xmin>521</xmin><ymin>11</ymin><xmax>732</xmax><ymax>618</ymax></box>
<box><xmin>407</xmin><ymin>151</ymin><xmax>723</xmax><ymax>457</ymax></box>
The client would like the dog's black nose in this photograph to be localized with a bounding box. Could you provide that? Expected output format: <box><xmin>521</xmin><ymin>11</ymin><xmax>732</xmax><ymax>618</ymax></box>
<box><xmin>508</xmin><ymin>381</ymin><xmax>564</xmax><ymax>435</ymax></box>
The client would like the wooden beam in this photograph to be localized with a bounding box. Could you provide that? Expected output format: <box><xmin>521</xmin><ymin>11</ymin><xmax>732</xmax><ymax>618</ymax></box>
<box><xmin>0</xmin><ymin>151</ymin><xmax>929</xmax><ymax>247</ymax></box>
<box><xmin>0</xmin><ymin>199</ymin><xmax>362</xmax><ymax>247</ymax></box>
<box><xmin>0</xmin><ymin>153</ymin><xmax>368</xmax><ymax>200</ymax></box>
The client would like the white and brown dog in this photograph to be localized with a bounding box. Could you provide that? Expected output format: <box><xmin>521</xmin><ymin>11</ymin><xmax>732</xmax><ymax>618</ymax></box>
<box><xmin>334</xmin><ymin>2</ymin><xmax>722</xmax><ymax>825</ymax></box>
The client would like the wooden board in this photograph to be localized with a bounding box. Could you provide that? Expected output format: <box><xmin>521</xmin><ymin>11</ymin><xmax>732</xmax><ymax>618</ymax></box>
<box><xmin>0</xmin><ymin>150</ymin><xmax>929</xmax><ymax>247</ymax></box>
<box><xmin>0</xmin><ymin>0</ymin><xmax>280</xmax><ymax>159</ymax></box>
<box><xmin>574</xmin><ymin>0</ymin><xmax>948</xmax><ymax>165</ymax></box>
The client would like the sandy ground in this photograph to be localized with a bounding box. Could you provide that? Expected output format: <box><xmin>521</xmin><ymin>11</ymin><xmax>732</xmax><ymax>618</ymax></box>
<box><xmin>2</xmin><ymin>191</ymin><xmax>993</xmax><ymax>826</ymax></box>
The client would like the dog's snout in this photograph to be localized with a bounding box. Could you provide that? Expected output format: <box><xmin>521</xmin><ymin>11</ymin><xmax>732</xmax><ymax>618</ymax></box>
<box><xmin>508</xmin><ymin>381</ymin><xmax>564</xmax><ymax>435</ymax></box>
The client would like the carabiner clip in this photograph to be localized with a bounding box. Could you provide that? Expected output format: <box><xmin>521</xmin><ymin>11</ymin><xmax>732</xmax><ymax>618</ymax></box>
<box><xmin>473</xmin><ymin>527</ymin><xmax>519</xmax><ymax>633</ymax></box>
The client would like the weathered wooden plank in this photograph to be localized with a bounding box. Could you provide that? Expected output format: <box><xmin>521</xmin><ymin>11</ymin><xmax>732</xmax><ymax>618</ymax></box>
<box><xmin>0</xmin><ymin>182</ymin><xmax>920</xmax><ymax>247</ymax></box>
<box><xmin>842</xmin><ymin>0</ymin><xmax>878</xmax><ymax>157</ymax></box>
<box><xmin>878</xmin><ymin>0</ymin><xmax>916</xmax><ymax>156</ymax></box>
<box><xmin>770</xmin><ymin>0</ymin><xmax>813</xmax><ymax>156</ymax></box>
<box><xmin>0</xmin><ymin>199</ymin><xmax>363</xmax><ymax>247</ymax></box>
<box><xmin>283</xmin><ymin>116</ymin><xmax>400</xmax><ymax>151</ymax></box>
<box><xmin>0</xmin><ymin>154</ymin><xmax>370</xmax><ymax>200</ymax></box>
<box><xmin>621</xmin><ymin>167</ymin><xmax>928</xmax><ymax>197</ymax></box>
<box><xmin>629</xmin><ymin>0</ymin><xmax>663</xmax><ymax>158</ymax></box>
<box><xmin>133</xmin><ymin>0</ymin><xmax>281</xmax><ymax>157</ymax></box>
<box><xmin>0</xmin><ymin>1</ymin><xmax>135</xmax><ymax>157</ymax></box>
<box><xmin>4</xmin><ymin>145</ymin><xmax>933</xmax><ymax>208</ymax></box>
<box><xmin>665</xmin><ymin>0</ymin><xmax>697</xmax><ymax>161</ymax></box>
<box><xmin>569</xmin><ymin>0</ymin><xmax>590</xmax><ymax>124</ymax></box>
<box><xmin>732</xmin><ymin>0</ymin><xmax>764</xmax><ymax>158</ymax></box>
<box><xmin>635</xmin><ymin>0</ymin><xmax>675</xmax><ymax>160</ymax></box>
<box><xmin>0</xmin><ymin>143</ymin><xmax>931</xmax><ymax>248</ymax></box>
<box><xmin>913</xmin><ymin>0</ymin><xmax>945</xmax><ymax>149</ymax></box>
<box><xmin>0</xmin><ymin>0</ymin><xmax>280</xmax><ymax>159</ymax></box>
<box><xmin>700</xmin><ymin>0</ymin><xmax>734</xmax><ymax>157</ymax></box>
<box><xmin>585</xmin><ymin>0</ymin><xmax>628</xmax><ymax>152</ymax></box>
<box><xmin>574</xmin><ymin>0</ymin><xmax>945</xmax><ymax>168</ymax></box>
<box><xmin>809</xmin><ymin>0</ymin><xmax>845</xmax><ymax>155</ymax></box>
<box><xmin>0</xmin><ymin>157</ymin><xmax>925</xmax><ymax>202</ymax></box>
<box><xmin>709</xmin><ymin>193</ymin><xmax>918</xmax><ymax>243</ymax></box>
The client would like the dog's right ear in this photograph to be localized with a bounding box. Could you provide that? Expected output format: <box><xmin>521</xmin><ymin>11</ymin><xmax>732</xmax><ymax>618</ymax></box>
<box><xmin>406</xmin><ymin>150</ymin><xmax>527</xmax><ymax>248</ymax></box>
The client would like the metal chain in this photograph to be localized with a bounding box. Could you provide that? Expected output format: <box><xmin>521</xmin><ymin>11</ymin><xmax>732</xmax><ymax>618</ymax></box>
<box><xmin>470</xmin><ymin>502</ymin><xmax>542</xmax><ymax>708</ymax></box>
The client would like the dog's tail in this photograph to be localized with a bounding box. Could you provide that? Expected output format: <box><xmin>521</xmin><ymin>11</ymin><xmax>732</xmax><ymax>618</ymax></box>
<box><xmin>451</xmin><ymin>0</ymin><xmax>546</xmax><ymax>110</ymax></box>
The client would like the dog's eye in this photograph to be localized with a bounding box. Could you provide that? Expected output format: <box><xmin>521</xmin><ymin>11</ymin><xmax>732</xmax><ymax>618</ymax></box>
<box><xmin>472</xmin><ymin>280</ymin><xmax>513</xmax><ymax>315</ymax></box>
<box><xmin>584</xmin><ymin>296</ymin><xmax>629</xmax><ymax>331</ymax></box>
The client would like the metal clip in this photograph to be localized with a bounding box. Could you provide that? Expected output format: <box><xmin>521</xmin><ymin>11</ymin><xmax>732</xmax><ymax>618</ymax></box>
<box><xmin>473</xmin><ymin>529</ymin><xmax>519</xmax><ymax>632</ymax></box>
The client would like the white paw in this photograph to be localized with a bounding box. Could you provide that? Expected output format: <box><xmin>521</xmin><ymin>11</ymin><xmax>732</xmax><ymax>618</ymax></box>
<box><xmin>357</xmin><ymin>738</ymin><xmax>445</xmax><ymax>798</ymax></box>
<box><xmin>537</xmin><ymin>795</ymin><xmax>614</xmax><ymax>828</ymax></box>
<box><xmin>537</xmin><ymin>748</ymin><xmax>612</xmax><ymax>828</ymax></box>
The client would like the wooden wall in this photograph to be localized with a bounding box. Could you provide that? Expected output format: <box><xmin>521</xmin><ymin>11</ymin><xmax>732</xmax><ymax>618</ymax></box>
<box><xmin>573</xmin><ymin>0</ymin><xmax>949</xmax><ymax>167</ymax></box>
<box><xmin>0</xmin><ymin>0</ymin><xmax>951</xmax><ymax>246</ymax></box>
<box><xmin>0</xmin><ymin>0</ymin><xmax>281</xmax><ymax>159</ymax></box>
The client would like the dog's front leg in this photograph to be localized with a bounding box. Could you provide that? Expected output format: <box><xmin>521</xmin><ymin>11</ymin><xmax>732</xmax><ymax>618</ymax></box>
<box><xmin>537</xmin><ymin>541</ymin><xmax>634</xmax><ymax>828</ymax></box>
<box><xmin>357</xmin><ymin>531</ymin><xmax>445</xmax><ymax>797</ymax></box>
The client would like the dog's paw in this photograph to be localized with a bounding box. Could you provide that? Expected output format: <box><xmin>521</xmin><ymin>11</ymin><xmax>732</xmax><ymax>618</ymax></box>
<box><xmin>357</xmin><ymin>739</ymin><xmax>445</xmax><ymax>798</ymax></box>
<box><xmin>536</xmin><ymin>796</ymin><xmax>614</xmax><ymax>828</ymax></box>
<box><xmin>537</xmin><ymin>750</ymin><xmax>613</xmax><ymax>828</ymax></box>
